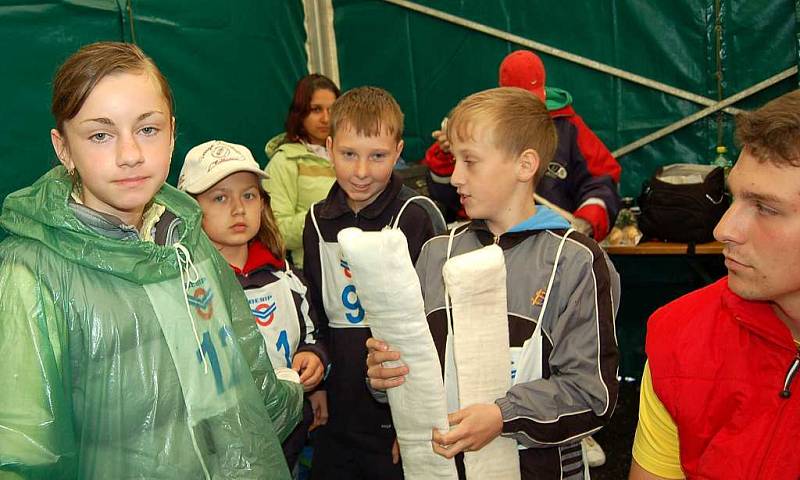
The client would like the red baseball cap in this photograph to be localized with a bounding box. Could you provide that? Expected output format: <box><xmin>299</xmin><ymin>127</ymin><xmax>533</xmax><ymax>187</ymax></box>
<box><xmin>498</xmin><ymin>50</ymin><xmax>546</xmax><ymax>101</ymax></box>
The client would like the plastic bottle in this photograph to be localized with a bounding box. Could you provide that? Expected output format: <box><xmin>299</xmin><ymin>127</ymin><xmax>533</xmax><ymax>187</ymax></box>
<box><xmin>712</xmin><ymin>145</ymin><xmax>732</xmax><ymax>178</ymax></box>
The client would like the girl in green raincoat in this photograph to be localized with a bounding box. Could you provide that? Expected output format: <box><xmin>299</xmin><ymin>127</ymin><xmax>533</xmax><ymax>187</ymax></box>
<box><xmin>0</xmin><ymin>42</ymin><xmax>303</xmax><ymax>479</ymax></box>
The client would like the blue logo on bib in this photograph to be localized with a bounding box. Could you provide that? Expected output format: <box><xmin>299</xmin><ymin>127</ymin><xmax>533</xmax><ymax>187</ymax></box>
<box><xmin>340</xmin><ymin>260</ymin><xmax>365</xmax><ymax>323</ymax></box>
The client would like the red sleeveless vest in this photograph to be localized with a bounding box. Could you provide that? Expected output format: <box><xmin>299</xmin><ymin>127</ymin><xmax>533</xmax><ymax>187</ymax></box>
<box><xmin>647</xmin><ymin>278</ymin><xmax>800</xmax><ymax>479</ymax></box>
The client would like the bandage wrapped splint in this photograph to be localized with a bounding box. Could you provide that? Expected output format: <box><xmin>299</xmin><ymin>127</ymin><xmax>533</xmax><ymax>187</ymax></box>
<box><xmin>338</xmin><ymin>227</ymin><xmax>458</xmax><ymax>479</ymax></box>
<box><xmin>443</xmin><ymin>244</ymin><xmax>521</xmax><ymax>480</ymax></box>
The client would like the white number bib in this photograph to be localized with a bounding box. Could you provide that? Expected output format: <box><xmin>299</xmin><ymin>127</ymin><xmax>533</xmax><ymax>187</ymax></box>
<box><xmin>309</xmin><ymin>195</ymin><xmax>443</xmax><ymax>329</ymax></box>
<box><xmin>310</xmin><ymin>206</ymin><xmax>368</xmax><ymax>329</ymax></box>
<box><xmin>246</xmin><ymin>272</ymin><xmax>301</xmax><ymax>368</ymax></box>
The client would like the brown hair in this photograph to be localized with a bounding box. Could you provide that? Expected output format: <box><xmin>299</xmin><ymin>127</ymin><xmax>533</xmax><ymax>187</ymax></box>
<box><xmin>329</xmin><ymin>86</ymin><xmax>404</xmax><ymax>142</ymax></box>
<box><xmin>446</xmin><ymin>87</ymin><xmax>557</xmax><ymax>185</ymax></box>
<box><xmin>735</xmin><ymin>90</ymin><xmax>800</xmax><ymax>167</ymax></box>
<box><xmin>51</xmin><ymin>41</ymin><xmax>174</xmax><ymax>134</ymax></box>
<box><xmin>284</xmin><ymin>74</ymin><xmax>341</xmax><ymax>144</ymax></box>
<box><xmin>257</xmin><ymin>188</ymin><xmax>286</xmax><ymax>260</ymax></box>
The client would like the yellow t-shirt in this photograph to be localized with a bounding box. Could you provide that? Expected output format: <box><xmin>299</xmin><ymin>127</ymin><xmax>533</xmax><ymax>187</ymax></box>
<box><xmin>631</xmin><ymin>362</ymin><xmax>685</xmax><ymax>479</ymax></box>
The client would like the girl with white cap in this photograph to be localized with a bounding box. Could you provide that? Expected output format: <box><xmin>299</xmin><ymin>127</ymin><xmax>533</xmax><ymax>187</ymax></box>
<box><xmin>179</xmin><ymin>139</ymin><xmax>329</xmax><ymax>472</ymax></box>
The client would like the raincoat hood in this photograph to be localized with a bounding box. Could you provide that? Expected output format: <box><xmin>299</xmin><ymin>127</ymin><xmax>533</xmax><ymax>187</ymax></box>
<box><xmin>1</xmin><ymin>166</ymin><xmax>203</xmax><ymax>285</ymax></box>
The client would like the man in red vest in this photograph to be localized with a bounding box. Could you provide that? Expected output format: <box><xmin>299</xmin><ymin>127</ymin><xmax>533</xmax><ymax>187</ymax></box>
<box><xmin>629</xmin><ymin>90</ymin><xmax>800</xmax><ymax>479</ymax></box>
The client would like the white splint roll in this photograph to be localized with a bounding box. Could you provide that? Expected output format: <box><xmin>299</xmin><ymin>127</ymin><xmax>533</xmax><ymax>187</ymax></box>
<box><xmin>337</xmin><ymin>227</ymin><xmax>458</xmax><ymax>479</ymax></box>
<box><xmin>443</xmin><ymin>244</ymin><xmax>521</xmax><ymax>480</ymax></box>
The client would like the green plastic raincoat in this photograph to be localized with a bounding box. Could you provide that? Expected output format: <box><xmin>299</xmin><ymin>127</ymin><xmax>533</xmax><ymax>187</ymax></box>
<box><xmin>0</xmin><ymin>167</ymin><xmax>303</xmax><ymax>479</ymax></box>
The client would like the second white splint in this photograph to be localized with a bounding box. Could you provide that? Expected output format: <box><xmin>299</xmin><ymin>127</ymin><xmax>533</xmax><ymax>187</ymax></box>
<box><xmin>337</xmin><ymin>227</ymin><xmax>458</xmax><ymax>480</ymax></box>
<box><xmin>443</xmin><ymin>244</ymin><xmax>521</xmax><ymax>480</ymax></box>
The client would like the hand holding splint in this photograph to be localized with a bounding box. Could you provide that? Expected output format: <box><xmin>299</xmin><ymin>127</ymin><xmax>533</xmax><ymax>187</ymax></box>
<box><xmin>432</xmin><ymin>403</ymin><xmax>504</xmax><ymax>458</ymax></box>
<box><xmin>365</xmin><ymin>337</ymin><xmax>409</xmax><ymax>390</ymax></box>
<box><xmin>292</xmin><ymin>351</ymin><xmax>325</xmax><ymax>391</ymax></box>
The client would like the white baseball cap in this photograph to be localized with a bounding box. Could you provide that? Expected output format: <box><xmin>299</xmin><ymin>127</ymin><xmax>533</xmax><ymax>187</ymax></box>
<box><xmin>178</xmin><ymin>140</ymin><xmax>268</xmax><ymax>194</ymax></box>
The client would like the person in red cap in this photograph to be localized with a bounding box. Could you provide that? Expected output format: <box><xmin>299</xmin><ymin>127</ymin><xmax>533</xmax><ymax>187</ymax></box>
<box><xmin>424</xmin><ymin>50</ymin><xmax>621</xmax><ymax>242</ymax></box>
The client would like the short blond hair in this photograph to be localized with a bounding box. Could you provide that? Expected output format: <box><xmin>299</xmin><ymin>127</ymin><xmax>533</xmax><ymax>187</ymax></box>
<box><xmin>446</xmin><ymin>87</ymin><xmax>557</xmax><ymax>185</ymax></box>
<box><xmin>330</xmin><ymin>86</ymin><xmax>404</xmax><ymax>142</ymax></box>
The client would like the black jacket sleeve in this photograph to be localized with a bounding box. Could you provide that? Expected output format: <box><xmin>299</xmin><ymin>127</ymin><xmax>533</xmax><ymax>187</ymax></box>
<box><xmin>301</xmin><ymin>208</ymin><xmax>329</xmax><ymax>348</ymax></box>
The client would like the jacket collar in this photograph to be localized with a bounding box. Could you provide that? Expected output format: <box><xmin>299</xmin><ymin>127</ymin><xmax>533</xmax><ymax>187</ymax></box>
<box><xmin>231</xmin><ymin>239</ymin><xmax>285</xmax><ymax>275</ymax></box>
<box><xmin>69</xmin><ymin>199</ymin><xmax>167</xmax><ymax>243</ymax></box>
<box><xmin>316</xmin><ymin>173</ymin><xmax>403</xmax><ymax>221</ymax></box>
<box><xmin>548</xmin><ymin>103</ymin><xmax>576</xmax><ymax>119</ymax></box>
<box><xmin>722</xmin><ymin>279</ymin><xmax>796</xmax><ymax>352</ymax></box>
<box><xmin>467</xmin><ymin>220</ymin><xmax>565</xmax><ymax>251</ymax></box>
<box><xmin>467</xmin><ymin>206</ymin><xmax>570</xmax><ymax>250</ymax></box>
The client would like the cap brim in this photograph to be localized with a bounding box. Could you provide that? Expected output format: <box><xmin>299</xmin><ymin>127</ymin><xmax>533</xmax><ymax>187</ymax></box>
<box><xmin>182</xmin><ymin>165</ymin><xmax>268</xmax><ymax>194</ymax></box>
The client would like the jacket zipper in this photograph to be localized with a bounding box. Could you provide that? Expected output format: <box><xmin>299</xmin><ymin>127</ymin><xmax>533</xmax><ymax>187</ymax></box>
<box><xmin>756</xmin><ymin>346</ymin><xmax>799</xmax><ymax>476</ymax></box>
<box><xmin>779</xmin><ymin>347</ymin><xmax>800</xmax><ymax>398</ymax></box>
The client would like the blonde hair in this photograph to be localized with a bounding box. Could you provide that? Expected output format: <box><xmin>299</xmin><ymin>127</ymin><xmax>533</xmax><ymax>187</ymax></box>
<box><xmin>257</xmin><ymin>189</ymin><xmax>286</xmax><ymax>260</ymax></box>
<box><xmin>446</xmin><ymin>87</ymin><xmax>557</xmax><ymax>184</ymax></box>
<box><xmin>736</xmin><ymin>90</ymin><xmax>800</xmax><ymax>167</ymax></box>
<box><xmin>329</xmin><ymin>86</ymin><xmax>404</xmax><ymax>142</ymax></box>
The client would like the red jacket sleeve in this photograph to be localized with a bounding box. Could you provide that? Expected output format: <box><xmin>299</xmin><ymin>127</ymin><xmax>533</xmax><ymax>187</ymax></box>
<box><xmin>422</xmin><ymin>142</ymin><xmax>455</xmax><ymax>177</ymax></box>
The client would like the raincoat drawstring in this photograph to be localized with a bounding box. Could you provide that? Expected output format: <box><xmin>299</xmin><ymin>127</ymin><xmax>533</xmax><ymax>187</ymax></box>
<box><xmin>175</xmin><ymin>243</ymin><xmax>208</xmax><ymax>374</ymax></box>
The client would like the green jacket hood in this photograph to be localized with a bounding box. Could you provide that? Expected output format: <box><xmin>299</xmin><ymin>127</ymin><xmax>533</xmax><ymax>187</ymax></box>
<box><xmin>545</xmin><ymin>87</ymin><xmax>573</xmax><ymax>111</ymax></box>
<box><xmin>265</xmin><ymin>133</ymin><xmax>317</xmax><ymax>161</ymax></box>
<box><xmin>0</xmin><ymin>166</ymin><xmax>205</xmax><ymax>285</ymax></box>
<box><xmin>265</xmin><ymin>133</ymin><xmax>286</xmax><ymax>158</ymax></box>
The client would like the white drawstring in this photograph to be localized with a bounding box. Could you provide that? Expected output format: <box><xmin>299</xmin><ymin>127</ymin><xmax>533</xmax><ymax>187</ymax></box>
<box><xmin>175</xmin><ymin>243</ymin><xmax>212</xmax><ymax>479</ymax></box>
<box><xmin>174</xmin><ymin>243</ymin><xmax>208</xmax><ymax>374</ymax></box>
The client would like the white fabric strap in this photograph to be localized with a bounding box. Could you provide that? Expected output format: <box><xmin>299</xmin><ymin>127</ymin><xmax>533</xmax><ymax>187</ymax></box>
<box><xmin>443</xmin><ymin>244</ymin><xmax>521</xmax><ymax>480</ymax></box>
<box><xmin>274</xmin><ymin>267</ymin><xmax>307</xmax><ymax>296</ymax></box>
<box><xmin>309</xmin><ymin>202</ymin><xmax>323</xmax><ymax>238</ymax></box>
<box><xmin>392</xmin><ymin>194</ymin><xmax>446</xmax><ymax>230</ymax></box>
<box><xmin>277</xmin><ymin>266</ymin><xmax>317</xmax><ymax>346</ymax></box>
<box><xmin>443</xmin><ymin>227</ymin><xmax>457</xmax><ymax>333</ymax></box>
<box><xmin>442</xmin><ymin>227</ymin><xmax>459</xmax><ymax>412</ymax></box>
<box><xmin>530</xmin><ymin>228</ymin><xmax>575</xmax><ymax>350</ymax></box>
<box><xmin>337</xmin><ymin>227</ymin><xmax>458</xmax><ymax>479</ymax></box>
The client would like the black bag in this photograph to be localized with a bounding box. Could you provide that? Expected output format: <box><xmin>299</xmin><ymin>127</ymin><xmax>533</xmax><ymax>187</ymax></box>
<box><xmin>638</xmin><ymin>164</ymin><xmax>729</xmax><ymax>243</ymax></box>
